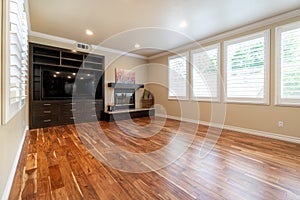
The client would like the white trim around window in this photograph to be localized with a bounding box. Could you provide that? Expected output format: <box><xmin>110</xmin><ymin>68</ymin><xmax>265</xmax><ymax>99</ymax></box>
<box><xmin>275</xmin><ymin>21</ymin><xmax>300</xmax><ymax>107</ymax></box>
<box><xmin>224</xmin><ymin>30</ymin><xmax>270</xmax><ymax>104</ymax></box>
<box><xmin>191</xmin><ymin>43</ymin><xmax>221</xmax><ymax>102</ymax></box>
<box><xmin>168</xmin><ymin>52</ymin><xmax>189</xmax><ymax>100</ymax></box>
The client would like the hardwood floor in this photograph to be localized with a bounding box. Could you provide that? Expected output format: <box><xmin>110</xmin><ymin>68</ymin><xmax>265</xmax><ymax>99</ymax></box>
<box><xmin>9</xmin><ymin>117</ymin><xmax>300</xmax><ymax>200</ymax></box>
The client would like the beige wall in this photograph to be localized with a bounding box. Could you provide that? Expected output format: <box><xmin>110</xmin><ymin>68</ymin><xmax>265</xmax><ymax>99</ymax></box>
<box><xmin>29</xmin><ymin>36</ymin><xmax>148</xmax><ymax>109</ymax></box>
<box><xmin>104</xmin><ymin>55</ymin><xmax>148</xmax><ymax>109</ymax></box>
<box><xmin>0</xmin><ymin>109</ymin><xmax>27</xmax><ymax>198</ymax></box>
<box><xmin>148</xmin><ymin>16</ymin><xmax>300</xmax><ymax>138</ymax></box>
<box><xmin>0</xmin><ymin>0</ymin><xmax>28</xmax><ymax>198</ymax></box>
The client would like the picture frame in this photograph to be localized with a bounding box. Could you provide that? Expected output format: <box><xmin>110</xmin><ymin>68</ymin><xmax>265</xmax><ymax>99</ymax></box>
<box><xmin>115</xmin><ymin>68</ymin><xmax>135</xmax><ymax>84</ymax></box>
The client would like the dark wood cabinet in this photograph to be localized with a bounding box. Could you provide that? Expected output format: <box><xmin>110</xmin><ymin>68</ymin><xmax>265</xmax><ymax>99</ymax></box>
<box><xmin>29</xmin><ymin>43</ymin><xmax>105</xmax><ymax>129</ymax></box>
<box><xmin>30</xmin><ymin>100</ymin><xmax>103</xmax><ymax>128</ymax></box>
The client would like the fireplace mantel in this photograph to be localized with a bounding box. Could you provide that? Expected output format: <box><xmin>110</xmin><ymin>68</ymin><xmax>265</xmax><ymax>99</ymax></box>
<box><xmin>108</xmin><ymin>82</ymin><xmax>144</xmax><ymax>89</ymax></box>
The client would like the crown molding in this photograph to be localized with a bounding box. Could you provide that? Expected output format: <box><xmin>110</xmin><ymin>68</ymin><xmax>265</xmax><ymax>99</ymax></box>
<box><xmin>29</xmin><ymin>31</ymin><xmax>77</xmax><ymax>44</ymax></box>
<box><xmin>91</xmin><ymin>45</ymin><xmax>147</xmax><ymax>59</ymax></box>
<box><xmin>28</xmin><ymin>31</ymin><xmax>147</xmax><ymax>59</ymax></box>
<box><xmin>148</xmin><ymin>8</ymin><xmax>300</xmax><ymax>60</ymax></box>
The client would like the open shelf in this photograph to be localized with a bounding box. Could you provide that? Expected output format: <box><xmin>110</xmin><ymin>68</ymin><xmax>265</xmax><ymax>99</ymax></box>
<box><xmin>33</xmin><ymin>55</ymin><xmax>60</xmax><ymax>65</ymax></box>
<box><xmin>33</xmin><ymin>53</ymin><xmax>60</xmax><ymax>59</ymax></box>
<box><xmin>62</xmin><ymin>51</ymin><xmax>83</xmax><ymax>61</ymax></box>
<box><xmin>33</xmin><ymin>46</ymin><xmax>60</xmax><ymax>57</ymax></box>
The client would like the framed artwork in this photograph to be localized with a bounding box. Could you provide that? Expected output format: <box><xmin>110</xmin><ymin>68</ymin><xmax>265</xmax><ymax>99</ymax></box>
<box><xmin>115</xmin><ymin>68</ymin><xmax>135</xmax><ymax>84</ymax></box>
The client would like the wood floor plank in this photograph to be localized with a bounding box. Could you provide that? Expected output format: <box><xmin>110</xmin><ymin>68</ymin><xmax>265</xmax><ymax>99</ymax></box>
<box><xmin>9</xmin><ymin>132</ymin><xmax>31</xmax><ymax>200</ymax></box>
<box><xmin>9</xmin><ymin>117</ymin><xmax>300</xmax><ymax>200</ymax></box>
<box><xmin>58</xmin><ymin>156</ymin><xmax>84</xmax><ymax>200</ymax></box>
<box><xmin>48</xmin><ymin>165</ymin><xmax>64</xmax><ymax>190</ymax></box>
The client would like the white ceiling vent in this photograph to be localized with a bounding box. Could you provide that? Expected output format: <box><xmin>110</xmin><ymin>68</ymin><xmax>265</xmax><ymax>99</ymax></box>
<box><xmin>76</xmin><ymin>42</ymin><xmax>90</xmax><ymax>50</ymax></box>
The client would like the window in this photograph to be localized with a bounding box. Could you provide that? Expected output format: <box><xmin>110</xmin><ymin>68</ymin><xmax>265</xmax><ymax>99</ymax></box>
<box><xmin>224</xmin><ymin>30</ymin><xmax>270</xmax><ymax>104</ymax></box>
<box><xmin>2</xmin><ymin>0</ymin><xmax>28</xmax><ymax>123</ymax></box>
<box><xmin>168</xmin><ymin>52</ymin><xmax>189</xmax><ymax>100</ymax></box>
<box><xmin>191</xmin><ymin>43</ymin><xmax>220</xmax><ymax>101</ymax></box>
<box><xmin>275</xmin><ymin>21</ymin><xmax>300</xmax><ymax>106</ymax></box>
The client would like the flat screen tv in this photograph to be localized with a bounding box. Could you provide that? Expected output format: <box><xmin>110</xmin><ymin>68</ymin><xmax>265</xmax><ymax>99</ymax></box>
<box><xmin>42</xmin><ymin>68</ymin><xmax>102</xmax><ymax>99</ymax></box>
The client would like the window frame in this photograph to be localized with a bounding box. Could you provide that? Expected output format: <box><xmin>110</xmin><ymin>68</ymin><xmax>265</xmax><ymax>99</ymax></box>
<box><xmin>168</xmin><ymin>52</ymin><xmax>189</xmax><ymax>100</ymax></box>
<box><xmin>223</xmin><ymin>30</ymin><xmax>270</xmax><ymax>104</ymax></box>
<box><xmin>275</xmin><ymin>21</ymin><xmax>300</xmax><ymax>107</ymax></box>
<box><xmin>191</xmin><ymin>43</ymin><xmax>221</xmax><ymax>102</ymax></box>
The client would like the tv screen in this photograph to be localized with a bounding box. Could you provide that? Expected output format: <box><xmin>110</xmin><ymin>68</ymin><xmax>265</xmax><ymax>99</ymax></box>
<box><xmin>42</xmin><ymin>68</ymin><xmax>102</xmax><ymax>99</ymax></box>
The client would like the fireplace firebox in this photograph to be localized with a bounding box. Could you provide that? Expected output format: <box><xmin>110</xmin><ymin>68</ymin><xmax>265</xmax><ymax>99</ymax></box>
<box><xmin>114</xmin><ymin>88</ymin><xmax>135</xmax><ymax>110</ymax></box>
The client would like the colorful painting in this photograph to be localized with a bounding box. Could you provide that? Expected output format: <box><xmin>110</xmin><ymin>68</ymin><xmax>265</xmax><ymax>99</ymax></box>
<box><xmin>115</xmin><ymin>68</ymin><xmax>135</xmax><ymax>84</ymax></box>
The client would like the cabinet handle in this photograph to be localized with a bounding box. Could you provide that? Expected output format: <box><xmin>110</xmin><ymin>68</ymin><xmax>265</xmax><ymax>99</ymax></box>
<box><xmin>91</xmin><ymin>114</ymin><xmax>97</xmax><ymax>117</ymax></box>
<box><xmin>43</xmin><ymin>104</ymin><xmax>51</xmax><ymax>106</ymax></box>
<box><xmin>43</xmin><ymin>119</ymin><xmax>51</xmax><ymax>123</ymax></box>
<box><xmin>43</xmin><ymin>111</ymin><xmax>51</xmax><ymax>113</ymax></box>
<box><xmin>70</xmin><ymin>109</ymin><xmax>76</xmax><ymax>112</ymax></box>
<box><xmin>70</xmin><ymin>103</ymin><xmax>76</xmax><ymax>105</ymax></box>
<box><xmin>70</xmin><ymin>117</ymin><xmax>76</xmax><ymax>120</ymax></box>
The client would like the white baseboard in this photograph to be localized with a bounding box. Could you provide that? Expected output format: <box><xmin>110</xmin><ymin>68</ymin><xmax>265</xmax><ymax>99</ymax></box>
<box><xmin>1</xmin><ymin>126</ymin><xmax>28</xmax><ymax>200</ymax></box>
<box><xmin>155</xmin><ymin>114</ymin><xmax>300</xmax><ymax>144</ymax></box>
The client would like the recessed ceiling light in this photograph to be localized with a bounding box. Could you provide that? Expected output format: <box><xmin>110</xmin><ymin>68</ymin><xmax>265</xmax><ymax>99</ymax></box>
<box><xmin>67</xmin><ymin>76</ymin><xmax>72</xmax><ymax>79</ymax></box>
<box><xmin>72</xmin><ymin>50</ymin><xmax>77</xmax><ymax>52</ymax></box>
<box><xmin>179</xmin><ymin>20</ymin><xmax>187</xmax><ymax>28</ymax></box>
<box><xmin>86</xmin><ymin>29</ymin><xmax>94</xmax><ymax>36</ymax></box>
<box><xmin>72</xmin><ymin>73</ymin><xmax>76</xmax><ymax>76</ymax></box>
<box><xmin>80</xmin><ymin>77</ymin><xmax>84</xmax><ymax>80</ymax></box>
<box><xmin>134</xmin><ymin>43</ymin><xmax>141</xmax><ymax>49</ymax></box>
<box><xmin>55</xmin><ymin>71</ymin><xmax>60</xmax><ymax>74</ymax></box>
<box><xmin>53</xmin><ymin>75</ymin><xmax>57</xmax><ymax>77</ymax></box>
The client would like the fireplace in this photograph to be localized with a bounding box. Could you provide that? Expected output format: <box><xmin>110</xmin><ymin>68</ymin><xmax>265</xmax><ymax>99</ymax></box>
<box><xmin>103</xmin><ymin>82</ymin><xmax>155</xmax><ymax>121</ymax></box>
<box><xmin>114</xmin><ymin>88</ymin><xmax>135</xmax><ymax>110</ymax></box>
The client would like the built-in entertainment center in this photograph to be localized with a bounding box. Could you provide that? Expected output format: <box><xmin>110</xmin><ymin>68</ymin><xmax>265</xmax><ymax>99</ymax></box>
<box><xmin>29</xmin><ymin>43</ymin><xmax>104</xmax><ymax>128</ymax></box>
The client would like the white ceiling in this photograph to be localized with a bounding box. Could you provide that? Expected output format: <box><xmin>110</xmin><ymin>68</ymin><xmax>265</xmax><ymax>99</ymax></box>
<box><xmin>28</xmin><ymin>0</ymin><xmax>300</xmax><ymax>57</ymax></box>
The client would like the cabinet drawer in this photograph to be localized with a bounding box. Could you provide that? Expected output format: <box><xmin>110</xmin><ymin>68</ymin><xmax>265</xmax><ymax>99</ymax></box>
<box><xmin>61</xmin><ymin>102</ymin><xmax>85</xmax><ymax>113</ymax></box>
<box><xmin>60</xmin><ymin>112</ymin><xmax>99</xmax><ymax>124</ymax></box>
<box><xmin>59</xmin><ymin>114</ymin><xmax>86</xmax><ymax>125</ymax></box>
<box><xmin>32</xmin><ymin>115</ymin><xmax>57</xmax><ymax>128</ymax></box>
<box><xmin>59</xmin><ymin>115</ymin><xmax>75</xmax><ymax>125</ymax></box>
<box><xmin>32</xmin><ymin>102</ymin><xmax>59</xmax><ymax>115</ymax></box>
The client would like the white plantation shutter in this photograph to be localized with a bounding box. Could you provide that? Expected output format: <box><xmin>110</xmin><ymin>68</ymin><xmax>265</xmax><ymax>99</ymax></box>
<box><xmin>2</xmin><ymin>0</ymin><xmax>28</xmax><ymax>123</ymax></box>
<box><xmin>224</xmin><ymin>30</ymin><xmax>270</xmax><ymax>104</ymax></box>
<box><xmin>168</xmin><ymin>53</ymin><xmax>189</xmax><ymax>100</ymax></box>
<box><xmin>276</xmin><ymin>22</ymin><xmax>300</xmax><ymax>106</ymax></box>
<box><xmin>9</xmin><ymin>0</ymin><xmax>28</xmax><ymax>103</ymax></box>
<box><xmin>191</xmin><ymin>44</ymin><xmax>220</xmax><ymax>101</ymax></box>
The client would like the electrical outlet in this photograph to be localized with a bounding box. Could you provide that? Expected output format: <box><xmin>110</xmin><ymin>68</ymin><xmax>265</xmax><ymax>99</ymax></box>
<box><xmin>278</xmin><ymin>121</ymin><xmax>284</xmax><ymax>128</ymax></box>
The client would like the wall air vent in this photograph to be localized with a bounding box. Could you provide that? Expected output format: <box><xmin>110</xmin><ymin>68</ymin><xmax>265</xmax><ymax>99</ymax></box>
<box><xmin>76</xmin><ymin>42</ymin><xmax>90</xmax><ymax>50</ymax></box>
